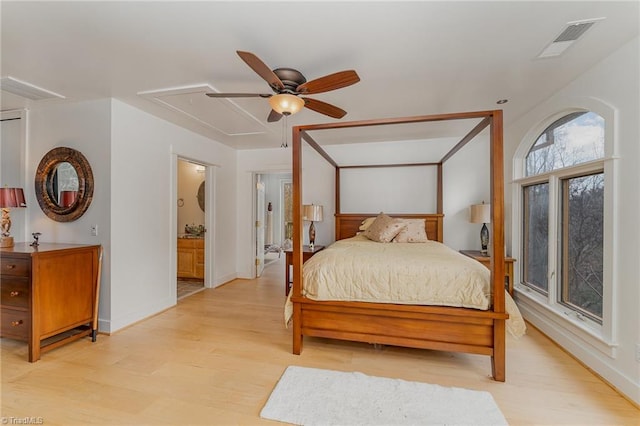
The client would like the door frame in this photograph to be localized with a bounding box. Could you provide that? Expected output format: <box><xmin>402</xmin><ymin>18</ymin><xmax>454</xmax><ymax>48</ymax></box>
<box><xmin>250</xmin><ymin>170</ymin><xmax>291</xmax><ymax>278</ymax></box>
<box><xmin>173</xmin><ymin>155</ymin><xmax>216</xmax><ymax>296</ymax></box>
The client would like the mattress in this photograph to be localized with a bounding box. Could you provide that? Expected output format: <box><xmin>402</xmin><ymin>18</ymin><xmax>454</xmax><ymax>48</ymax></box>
<box><xmin>303</xmin><ymin>235</ymin><xmax>492</xmax><ymax>308</ymax></box>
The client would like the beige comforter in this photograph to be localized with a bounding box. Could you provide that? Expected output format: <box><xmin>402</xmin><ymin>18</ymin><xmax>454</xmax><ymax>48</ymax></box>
<box><xmin>285</xmin><ymin>235</ymin><xmax>526</xmax><ymax>337</ymax></box>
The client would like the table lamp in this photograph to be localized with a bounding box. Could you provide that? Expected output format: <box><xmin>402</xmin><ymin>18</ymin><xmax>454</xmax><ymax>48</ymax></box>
<box><xmin>302</xmin><ymin>204</ymin><xmax>323</xmax><ymax>250</ymax></box>
<box><xmin>0</xmin><ymin>187</ymin><xmax>27</xmax><ymax>248</ymax></box>
<box><xmin>469</xmin><ymin>202</ymin><xmax>490</xmax><ymax>254</ymax></box>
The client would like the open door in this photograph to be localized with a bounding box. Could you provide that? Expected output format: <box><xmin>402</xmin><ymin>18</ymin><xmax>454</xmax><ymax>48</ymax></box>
<box><xmin>255</xmin><ymin>174</ymin><xmax>265</xmax><ymax>277</ymax></box>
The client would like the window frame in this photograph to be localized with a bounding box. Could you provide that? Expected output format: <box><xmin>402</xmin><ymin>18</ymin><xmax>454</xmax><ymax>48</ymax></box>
<box><xmin>512</xmin><ymin>104</ymin><xmax>618</xmax><ymax>358</ymax></box>
<box><xmin>558</xmin><ymin>170</ymin><xmax>605</xmax><ymax>324</ymax></box>
<box><xmin>522</xmin><ymin>180</ymin><xmax>550</xmax><ymax>295</ymax></box>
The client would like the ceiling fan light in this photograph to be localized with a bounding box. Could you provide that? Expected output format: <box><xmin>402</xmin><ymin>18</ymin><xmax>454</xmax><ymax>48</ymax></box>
<box><xmin>269</xmin><ymin>93</ymin><xmax>304</xmax><ymax>115</ymax></box>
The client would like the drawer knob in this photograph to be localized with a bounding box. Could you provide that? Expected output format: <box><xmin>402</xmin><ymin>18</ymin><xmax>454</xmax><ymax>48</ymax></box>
<box><xmin>10</xmin><ymin>291</ymin><xmax>20</xmax><ymax>297</ymax></box>
<box><xmin>5</xmin><ymin>264</ymin><xmax>16</xmax><ymax>269</ymax></box>
<box><xmin>11</xmin><ymin>320</ymin><xmax>23</xmax><ymax>327</ymax></box>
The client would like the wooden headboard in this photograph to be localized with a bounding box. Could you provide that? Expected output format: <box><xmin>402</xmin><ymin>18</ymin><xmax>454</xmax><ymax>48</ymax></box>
<box><xmin>335</xmin><ymin>213</ymin><xmax>444</xmax><ymax>243</ymax></box>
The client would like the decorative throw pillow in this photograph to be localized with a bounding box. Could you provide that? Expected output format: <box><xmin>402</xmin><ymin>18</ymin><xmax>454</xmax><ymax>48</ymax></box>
<box><xmin>363</xmin><ymin>213</ymin><xmax>407</xmax><ymax>243</ymax></box>
<box><xmin>393</xmin><ymin>219</ymin><xmax>429</xmax><ymax>243</ymax></box>
<box><xmin>358</xmin><ymin>217</ymin><xmax>377</xmax><ymax>231</ymax></box>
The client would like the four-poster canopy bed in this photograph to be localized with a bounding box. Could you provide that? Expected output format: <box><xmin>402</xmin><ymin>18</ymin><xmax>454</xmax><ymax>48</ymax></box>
<box><xmin>289</xmin><ymin>110</ymin><xmax>511</xmax><ymax>381</ymax></box>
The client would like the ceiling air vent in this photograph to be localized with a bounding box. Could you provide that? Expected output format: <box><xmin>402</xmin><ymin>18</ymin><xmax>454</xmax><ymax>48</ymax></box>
<box><xmin>537</xmin><ymin>18</ymin><xmax>605</xmax><ymax>59</ymax></box>
<box><xmin>0</xmin><ymin>76</ymin><xmax>65</xmax><ymax>101</ymax></box>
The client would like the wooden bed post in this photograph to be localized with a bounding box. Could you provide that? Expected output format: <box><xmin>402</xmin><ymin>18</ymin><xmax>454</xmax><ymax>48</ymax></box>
<box><xmin>436</xmin><ymin>163</ymin><xmax>443</xmax><ymax>214</ymax></box>
<box><xmin>490</xmin><ymin>109</ymin><xmax>506</xmax><ymax>382</ymax></box>
<box><xmin>335</xmin><ymin>167</ymin><xmax>341</xmax><ymax>238</ymax></box>
<box><xmin>292</xmin><ymin>126</ymin><xmax>303</xmax><ymax>354</ymax></box>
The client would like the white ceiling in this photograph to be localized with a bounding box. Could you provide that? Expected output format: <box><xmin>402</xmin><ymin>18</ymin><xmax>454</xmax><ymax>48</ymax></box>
<box><xmin>1</xmin><ymin>1</ymin><xmax>638</xmax><ymax>150</ymax></box>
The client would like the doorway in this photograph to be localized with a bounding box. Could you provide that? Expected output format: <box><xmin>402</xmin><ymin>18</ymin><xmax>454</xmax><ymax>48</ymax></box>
<box><xmin>254</xmin><ymin>172</ymin><xmax>292</xmax><ymax>277</ymax></box>
<box><xmin>177</xmin><ymin>158</ymin><xmax>207</xmax><ymax>299</ymax></box>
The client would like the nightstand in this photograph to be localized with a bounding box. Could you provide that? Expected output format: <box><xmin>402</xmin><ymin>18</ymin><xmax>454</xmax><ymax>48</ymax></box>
<box><xmin>459</xmin><ymin>250</ymin><xmax>516</xmax><ymax>296</ymax></box>
<box><xmin>284</xmin><ymin>245</ymin><xmax>325</xmax><ymax>296</ymax></box>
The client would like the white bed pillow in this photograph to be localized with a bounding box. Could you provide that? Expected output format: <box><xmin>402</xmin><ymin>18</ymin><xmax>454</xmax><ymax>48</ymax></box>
<box><xmin>393</xmin><ymin>219</ymin><xmax>428</xmax><ymax>243</ymax></box>
<box><xmin>363</xmin><ymin>213</ymin><xmax>407</xmax><ymax>243</ymax></box>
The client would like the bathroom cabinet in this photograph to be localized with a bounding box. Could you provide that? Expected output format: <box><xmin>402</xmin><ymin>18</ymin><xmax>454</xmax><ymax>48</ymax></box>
<box><xmin>177</xmin><ymin>238</ymin><xmax>204</xmax><ymax>279</ymax></box>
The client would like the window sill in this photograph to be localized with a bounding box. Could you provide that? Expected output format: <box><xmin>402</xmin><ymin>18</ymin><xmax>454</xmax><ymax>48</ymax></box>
<box><xmin>514</xmin><ymin>285</ymin><xmax>618</xmax><ymax>358</ymax></box>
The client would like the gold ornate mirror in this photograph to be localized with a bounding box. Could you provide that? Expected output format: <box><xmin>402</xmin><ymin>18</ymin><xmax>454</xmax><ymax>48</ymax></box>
<box><xmin>34</xmin><ymin>147</ymin><xmax>94</xmax><ymax>222</ymax></box>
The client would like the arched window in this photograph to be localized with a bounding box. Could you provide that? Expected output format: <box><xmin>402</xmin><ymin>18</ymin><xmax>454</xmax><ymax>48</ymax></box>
<box><xmin>519</xmin><ymin>110</ymin><xmax>606</xmax><ymax>323</ymax></box>
<box><xmin>525</xmin><ymin>112</ymin><xmax>604</xmax><ymax>176</ymax></box>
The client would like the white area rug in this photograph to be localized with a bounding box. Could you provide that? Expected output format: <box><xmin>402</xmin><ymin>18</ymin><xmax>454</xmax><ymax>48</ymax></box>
<box><xmin>260</xmin><ymin>366</ymin><xmax>508</xmax><ymax>426</ymax></box>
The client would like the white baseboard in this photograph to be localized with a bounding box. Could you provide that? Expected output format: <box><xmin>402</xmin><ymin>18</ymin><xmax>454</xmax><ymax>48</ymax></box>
<box><xmin>519</xmin><ymin>301</ymin><xmax>639</xmax><ymax>405</ymax></box>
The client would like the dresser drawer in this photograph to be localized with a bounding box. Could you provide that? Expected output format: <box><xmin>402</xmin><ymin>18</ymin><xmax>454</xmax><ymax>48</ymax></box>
<box><xmin>0</xmin><ymin>257</ymin><xmax>30</xmax><ymax>277</ymax></box>
<box><xmin>1</xmin><ymin>278</ymin><xmax>30</xmax><ymax>308</ymax></box>
<box><xmin>1</xmin><ymin>308</ymin><xmax>30</xmax><ymax>340</ymax></box>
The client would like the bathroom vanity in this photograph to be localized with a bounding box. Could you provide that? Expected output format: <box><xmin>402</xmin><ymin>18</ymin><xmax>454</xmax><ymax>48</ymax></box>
<box><xmin>177</xmin><ymin>237</ymin><xmax>204</xmax><ymax>279</ymax></box>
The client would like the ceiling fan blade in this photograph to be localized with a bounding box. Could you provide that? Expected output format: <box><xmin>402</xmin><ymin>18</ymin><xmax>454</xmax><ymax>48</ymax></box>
<box><xmin>296</xmin><ymin>70</ymin><xmax>360</xmax><ymax>94</ymax></box>
<box><xmin>206</xmin><ymin>93</ymin><xmax>271</xmax><ymax>98</ymax></box>
<box><xmin>267</xmin><ymin>110</ymin><xmax>283</xmax><ymax>122</ymax></box>
<box><xmin>302</xmin><ymin>97</ymin><xmax>347</xmax><ymax>119</ymax></box>
<box><xmin>237</xmin><ymin>51</ymin><xmax>285</xmax><ymax>91</ymax></box>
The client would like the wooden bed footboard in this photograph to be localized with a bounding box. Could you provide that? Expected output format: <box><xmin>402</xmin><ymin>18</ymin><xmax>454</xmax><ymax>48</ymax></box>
<box><xmin>292</xmin><ymin>297</ymin><xmax>508</xmax><ymax>381</ymax></box>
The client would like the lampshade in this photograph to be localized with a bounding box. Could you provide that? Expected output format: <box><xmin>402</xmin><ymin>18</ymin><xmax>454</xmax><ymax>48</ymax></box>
<box><xmin>469</xmin><ymin>203</ymin><xmax>490</xmax><ymax>224</ymax></box>
<box><xmin>302</xmin><ymin>204</ymin><xmax>323</xmax><ymax>222</ymax></box>
<box><xmin>0</xmin><ymin>187</ymin><xmax>26</xmax><ymax>248</ymax></box>
<box><xmin>0</xmin><ymin>187</ymin><xmax>26</xmax><ymax>208</ymax></box>
<box><xmin>269</xmin><ymin>93</ymin><xmax>305</xmax><ymax>115</ymax></box>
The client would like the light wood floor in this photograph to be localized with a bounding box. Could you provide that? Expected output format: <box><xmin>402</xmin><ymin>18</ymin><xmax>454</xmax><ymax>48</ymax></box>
<box><xmin>2</xmin><ymin>257</ymin><xmax>638</xmax><ymax>425</ymax></box>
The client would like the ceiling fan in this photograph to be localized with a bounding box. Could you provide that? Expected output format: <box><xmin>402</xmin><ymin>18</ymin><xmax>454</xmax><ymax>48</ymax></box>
<box><xmin>206</xmin><ymin>51</ymin><xmax>360</xmax><ymax>122</ymax></box>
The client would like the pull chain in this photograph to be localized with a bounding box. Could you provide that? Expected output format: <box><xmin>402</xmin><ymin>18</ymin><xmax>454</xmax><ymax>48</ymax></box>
<box><xmin>281</xmin><ymin>114</ymin><xmax>288</xmax><ymax>148</ymax></box>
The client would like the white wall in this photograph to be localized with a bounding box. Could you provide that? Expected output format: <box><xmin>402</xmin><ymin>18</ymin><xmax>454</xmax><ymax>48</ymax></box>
<box><xmin>27</xmin><ymin>99</ymin><xmax>113</xmax><ymax>324</ymax></box>
<box><xmin>442</xmin><ymin>134</ymin><xmax>491</xmax><ymax>251</ymax></box>
<box><xmin>109</xmin><ymin>99</ymin><xmax>237</xmax><ymax>332</ymax></box>
<box><xmin>321</xmin><ymin>136</ymin><xmax>489</xmax><ymax>250</ymax></box>
<box><xmin>19</xmin><ymin>98</ymin><xmax>238</xmax><ymax>334</ymax></box>
<box><xmin>236</xmin><ymin>135</ymin><xmax>491</xmax><ymax>277</ymax></box>
<box><xmin>0</xmin><ymin>111</ymin><xmax>27</xmax><ymax>242</ymax></box>
<box><xmin>338</xmin><ymin>166</ymin><xmax>438</xmax><ymax>214</ymax></box>
<box><xmin>504</xmin><ymin>37</ymin><xmax>639</xmax><ymax>404</ymax></box>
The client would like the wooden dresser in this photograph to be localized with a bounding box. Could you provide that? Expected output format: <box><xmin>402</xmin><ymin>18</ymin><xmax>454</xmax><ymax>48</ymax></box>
<box><xmin>177</xmin><ymin>238</ymin><xmax>204</xmax><ymax>279</ymax></box>
<box><xmin>1</xmin><ymin>243</ymin><xmax>101</xmax><ymax>362</ymax></box>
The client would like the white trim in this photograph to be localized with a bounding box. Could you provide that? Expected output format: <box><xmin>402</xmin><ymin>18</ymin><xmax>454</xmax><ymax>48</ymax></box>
<box><xmin>516</xmin><ymin>289</ymin><xmax>617</xmax><ymax>357</ymax></box>
<box><xmin>173</xmin><ymin>153</ymin><xmax>219</xmax><ymax>293</ymax></box>
<box><xmin>512</xmin><ymin>97</ymin><xmax>618</xmax><ymax>361</ymax></box>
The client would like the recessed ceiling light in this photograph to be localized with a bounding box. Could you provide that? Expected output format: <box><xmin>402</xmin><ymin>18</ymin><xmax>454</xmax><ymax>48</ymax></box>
<box><xmin>496</xmin><ymin>99</ymin><xmax>508</xmax><ymax>104</ymax></box>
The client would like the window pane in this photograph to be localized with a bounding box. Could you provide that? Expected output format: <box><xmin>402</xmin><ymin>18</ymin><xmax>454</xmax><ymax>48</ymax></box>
<box><xmin>561</xmin><ymin>173</ymin><xmax>604</xmax><ymax>320</ymax></box>
<box><xmin>523</xmin><ymin>183</ymin><xmax>549</xmax><ymax>292</ymax></box>
<box><xmin>526</xmin><ymin>112</ymin><xmax>604</xmax><ymax>176</ymax></box>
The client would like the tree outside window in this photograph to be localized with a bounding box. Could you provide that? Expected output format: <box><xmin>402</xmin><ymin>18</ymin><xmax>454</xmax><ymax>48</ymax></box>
<box><xmin>523</xmin><ymin>111</ymin><xmax>604</xmax><ymax>322</ymax></box>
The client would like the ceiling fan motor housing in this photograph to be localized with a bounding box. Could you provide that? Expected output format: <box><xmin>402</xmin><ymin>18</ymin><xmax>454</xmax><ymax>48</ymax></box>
<box><xmin>273</xmin><ymin>68</ymin><xmax>306</xmax><ymax>93</ymax></box>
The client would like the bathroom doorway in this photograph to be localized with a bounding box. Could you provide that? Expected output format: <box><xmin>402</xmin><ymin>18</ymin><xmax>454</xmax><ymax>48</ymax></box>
<box><xmin>177</xmin><ymin>158</ymin><xmax>207</xmax><ymax>299</ymax></box>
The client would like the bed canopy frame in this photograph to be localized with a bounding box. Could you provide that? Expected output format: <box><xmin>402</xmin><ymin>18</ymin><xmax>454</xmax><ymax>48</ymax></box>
<box><xmin>290</xmin><ymin>110</ymin><xmax>507</xmax><ymax>380</ymax></box>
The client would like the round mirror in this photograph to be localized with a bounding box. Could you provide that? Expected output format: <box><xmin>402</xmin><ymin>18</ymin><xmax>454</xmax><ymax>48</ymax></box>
<box><xmin>35</xmin><ymin>147</ymin><xmax>94</xmax><ymax>222</ymax></box>
<box><xmin>197</xmin><ymin>181</ymin><xmax>205</xmax><ymax>212</ymax></box>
